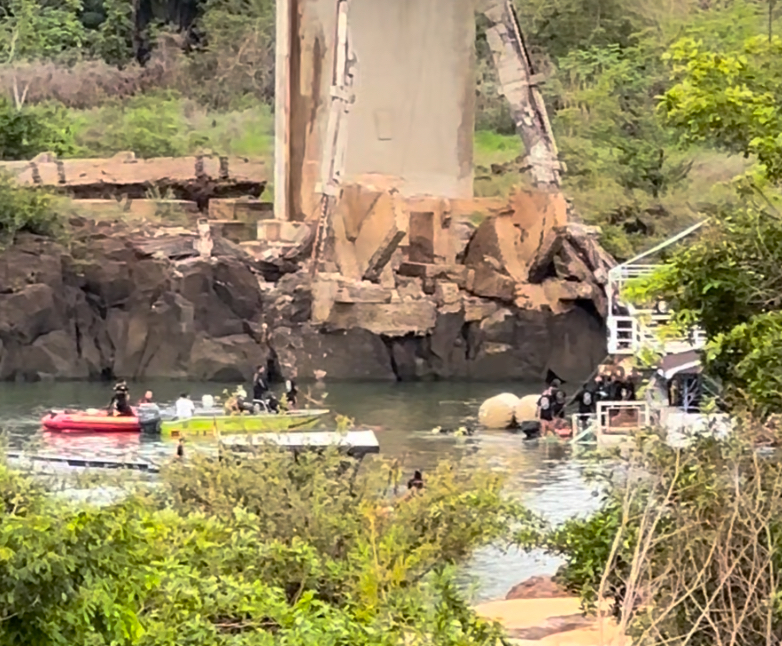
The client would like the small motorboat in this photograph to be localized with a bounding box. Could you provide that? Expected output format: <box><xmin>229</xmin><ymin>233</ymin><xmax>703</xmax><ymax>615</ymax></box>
<box><xmin>160</xmin><ymin>408</ymin><xmax>330</xmax><ymax>439</ymax></box>
<box><xmin>41</xmin><ymin>406</ymin><xmax>163</xmax><ymax>435</ymax></box>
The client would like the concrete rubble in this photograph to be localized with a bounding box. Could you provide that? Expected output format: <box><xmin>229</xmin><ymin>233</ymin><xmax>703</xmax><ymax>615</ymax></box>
<box><xmin>0</xmin><ymin>173</ymin><xmax>614</xmax><ymax>383</ymax></box>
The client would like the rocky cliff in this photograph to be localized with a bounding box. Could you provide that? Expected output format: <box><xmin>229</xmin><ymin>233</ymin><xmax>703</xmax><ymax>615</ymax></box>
<box><xmin>0</xmin><ymin>211</ymin><xmax>608</xmax><ymax>383</ymax></box>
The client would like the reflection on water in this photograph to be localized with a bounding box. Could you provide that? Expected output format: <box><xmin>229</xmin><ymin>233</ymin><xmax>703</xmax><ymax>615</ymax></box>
<box><xmin>1</xmin><ymin>379</ymin><xmax>604</xmax><ymax>601</ymax></box>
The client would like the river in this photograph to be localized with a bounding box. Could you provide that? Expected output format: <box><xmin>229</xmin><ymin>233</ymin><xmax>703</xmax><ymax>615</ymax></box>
<box><xmin>1</xmin><ymin>379</ymin><xmax>603</xmax><ymax>602</ymax></box>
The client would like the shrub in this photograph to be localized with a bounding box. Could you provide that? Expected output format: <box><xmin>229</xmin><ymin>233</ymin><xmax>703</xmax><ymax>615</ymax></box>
<box><xmin>0</xmin><ymin>449</ymin><xmax>531</xmax><ymax>645</ymax></box>
<box><xmin>0</xmin><ymin>173</ymin><xmax>64</xmax><ymax>239</ymax></box>
<box><xmin>525</xmin><ymin>423</ymin><xmax>782</xmax><ymax>645</ymax></box>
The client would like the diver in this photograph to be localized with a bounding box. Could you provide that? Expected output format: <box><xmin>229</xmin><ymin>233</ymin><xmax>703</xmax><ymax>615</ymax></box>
<box><xmin>407</xmin><ymin>470</ymin><xmax>425</xmax><ymax>492</ymax></box>
<box><xmin>108</xmin><ymin>380</ymin><xmax>133</xmax><ymax>417</ymax></box>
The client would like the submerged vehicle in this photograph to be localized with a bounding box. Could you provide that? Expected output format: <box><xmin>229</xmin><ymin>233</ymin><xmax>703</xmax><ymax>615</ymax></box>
<box><xmin>160</xmin><ymin>408</ymin><xmax>330</xmax><ymax>439</ymax></box>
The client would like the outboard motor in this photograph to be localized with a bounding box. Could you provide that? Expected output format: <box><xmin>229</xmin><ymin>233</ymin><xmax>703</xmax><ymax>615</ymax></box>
<box><xmin>137</xmin><ymin>404</ymin><xmax>162</xmax><ymax>436</ymax></box>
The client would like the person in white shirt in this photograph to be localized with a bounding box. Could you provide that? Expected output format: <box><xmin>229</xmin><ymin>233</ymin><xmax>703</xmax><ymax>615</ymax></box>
<box><xmin>175</xmin><ymin>393</ymin><xmax>196</xmax><ymax>420</ymax></box>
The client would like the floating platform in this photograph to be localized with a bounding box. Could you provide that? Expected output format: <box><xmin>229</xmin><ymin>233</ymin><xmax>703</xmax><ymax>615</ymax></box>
<box><xmin>5</xmin><ymin>451</ymin><xmax>159</xmax><ymax>473</ymax></box>
<box><xmin>219</xmin><ymin>430</ymin><xmax>380</xmax><ymax>460</ymax></box>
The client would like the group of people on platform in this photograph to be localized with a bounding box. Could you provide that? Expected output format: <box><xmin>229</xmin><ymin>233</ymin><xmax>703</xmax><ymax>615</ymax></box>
<box><xmin>536</xmin><ymin>366</ymin><xmax>640</xmax><ymax>433</ymax></box>
<box><xmin>106</xmin><ymin>365</ymin><xmax>299</xmax><ymax>418</ymax></box>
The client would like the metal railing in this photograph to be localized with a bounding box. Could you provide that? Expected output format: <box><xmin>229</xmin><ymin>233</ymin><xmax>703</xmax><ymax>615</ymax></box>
<box><xmin>571</xmin><ymin>401</ymin><xmax>651</xmax><ymax>441</ymax></box>
<box><xmin>607</xmin><ymin>265</ymin><xmax>707</xmax><ymax>356</ymax></box>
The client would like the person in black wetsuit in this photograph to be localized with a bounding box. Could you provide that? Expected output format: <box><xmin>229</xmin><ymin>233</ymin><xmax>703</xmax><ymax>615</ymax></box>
<box><xmin>108</xmin><ymin>381</ymin><xmax>132</xmax><ymax>416</ymax></box>
<box><xmin>575</xmin><ymin>382</ymin><xmax>597</xmax><ymax>430</ymax></box>
<box><xmin>284</xmin><ymin>377</ymin><xmax>298</xmax><ymax>409</ymax></box>
<box><xmin>593</xmin><ymin>375</ymin><xmax>612</xmax><ymax>410</ymax></box>
<box><xmin>552</xmin><ymin>389</ymin><xmax>567</xmax><ymax>419</ymax></box>
<box><xmin>537</xmin><ymin>388</ymin><xmax>555</xmax><ymax>434</ymax></box>
<box><xmin>252</xmin><ymin>365</ymin><xmax>269</xmax><ymax>401</ymax></box>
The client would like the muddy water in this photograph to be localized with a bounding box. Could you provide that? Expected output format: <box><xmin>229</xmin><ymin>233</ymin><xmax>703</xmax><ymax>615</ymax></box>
<box><xmin>0</xmin><ymin>379</ymin><xmax>602</xmax><ymax>602</ymax></box>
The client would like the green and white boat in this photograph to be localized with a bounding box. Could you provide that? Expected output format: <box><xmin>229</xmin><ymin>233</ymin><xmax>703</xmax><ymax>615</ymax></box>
<box><xmin>161</xmin><ymin>409</ymin><xmax>330</xmax><ymax>439</ymax></box>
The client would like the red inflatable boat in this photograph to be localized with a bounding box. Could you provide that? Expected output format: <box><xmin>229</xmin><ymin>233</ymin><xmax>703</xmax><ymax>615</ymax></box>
<box><xmin>41</xmin><ymin>409</ymin><xmax>141</xmax><ymax>433</ymax></box>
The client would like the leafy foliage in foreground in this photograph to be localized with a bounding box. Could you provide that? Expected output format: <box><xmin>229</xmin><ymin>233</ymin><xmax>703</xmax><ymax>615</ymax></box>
<box><xmin>623</xmin><ymin>198</ymin><xmax>782</xmax><ymax>415</ymax></box>
<box><xmin>0</xmin><ymin>450</ymin><xmax>528</xmax><ymax>645</ymax></box>
<box><xmin>525</xmin><ymin>426</ymin><xmax>782</xmax><ymax>645</ymax></box>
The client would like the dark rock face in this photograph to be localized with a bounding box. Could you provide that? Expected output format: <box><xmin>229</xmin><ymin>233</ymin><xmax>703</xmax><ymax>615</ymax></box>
<box><xmin>0</xmin><ymin>227</ymin><xmax>607</xmax><ymax>382</ymax></box>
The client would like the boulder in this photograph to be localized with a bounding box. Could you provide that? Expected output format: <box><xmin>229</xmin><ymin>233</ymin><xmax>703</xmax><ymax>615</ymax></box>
<box><xmin>82</xmin><ymin>260</ymin><xmax>134</xmax><ymax>308</ymax></box>
<box><xmin>176</xmin><ymin>259</ymin><xmax>244</xmax><ymax>337</ymax></box>
<box><xmin>0</xmin><ymin>234</ymin><xmax>66</xmax><ymax>292</ymax></box>
<box><xmin>16</xmin><ymin>331</ymin><xmax>87</xmax><ymax>380</ymax></box>
<box><xmin>0</xmin><ymin>284</ymin><xmax>61</xmax><ymax>344</ymax></box>
<box><xmin>478</xmin><ymin>393</ymin><xmax>520</xmax><ymax>429</ymax></box>
<box><xmin>212</xmin><ymin>257</ymin><xmax>263</xmax><ymax>320</ymax></box>
<box><xmin>270</xmin><ymin>325</ymin><xmax>396</xmax><ymax>381</ymax></box>
<box><xmin>188</xmin><ymin>333</ymin><xmax>263</xmax><ymax>382</ymax></box>
<box><xmin>506</xmin><ymin>575</ymin><xmax>570</xmax><ymax>600</ymax></box>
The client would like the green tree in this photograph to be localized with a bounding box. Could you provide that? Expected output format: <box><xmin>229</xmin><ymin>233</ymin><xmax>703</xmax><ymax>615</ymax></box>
<box><xmin>661</xmin><ymin>34</ymin><xmax>782</xmax><ymax>183</ymax></box>
<box><xmin>0</xmin><ymin>0</ymin><xmax>87</xmax><ymax>61</ymax></box>
<box><xmin>91</xmin><ymin>0</ymin><xmax>135</xmax><ymax>66</ymax></box>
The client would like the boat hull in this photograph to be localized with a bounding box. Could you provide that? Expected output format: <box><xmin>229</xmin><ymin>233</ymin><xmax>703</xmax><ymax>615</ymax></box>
<box><xmin>160</xmin><ymin>409</ymin><xmax>329</xmax><ymax>439</ymax></box>
<box><xmin>41</xmin><ymin>410</ymin><xmax>141</xmax><ymax>433</ymax></box>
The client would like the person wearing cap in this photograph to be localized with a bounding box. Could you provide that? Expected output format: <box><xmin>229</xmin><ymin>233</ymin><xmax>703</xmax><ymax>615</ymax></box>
<box><xmin>108</xmin><ymin>381</ymin><xmax>132</xmax><ymax>416</ymax></box>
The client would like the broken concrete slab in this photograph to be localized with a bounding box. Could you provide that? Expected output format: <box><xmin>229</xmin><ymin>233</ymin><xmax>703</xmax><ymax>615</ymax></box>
<box><xmin>396</xmin><ymin>276</ymin><xmax>426</xmax><ymax>301</ymax></box>
<box><xmin>326</xmin><ymin>300</ymin><xmax>438</xmax><ymax>337</ymax></box>
<box><xmin>470</xmin><ymin>264</ymin><xmax>517</xmax><ymax>302</ymax></box>
<box><xmin>463</xmin><ymin>295</ymin><xmax>500</xmax><ymax>322</ymax></box>
<box><xmin>352</xmin><ymin>189</ymin><xmax>408</xmax><ymax>282</ymax></box>
<box><xmin>330</xmin><ymin>206</ymin><xmax>361</xmax><ymax>280</ymax></box>
<box><xmin>526</xmin><ymin>226</ymin><xmax>563</xmax><ymax>283</ymax></box>
<box><xmin>344</xmin><ymin>192</ymin><xmax>407</xmax><ymax>280</ymax></box>
<box><xmin>209</xmin><ymin>220</ymin><xmax>253</xmax><ymax>243</ymax></box>
<box><xmin>209</xmin><ymin>198</ymin><xmax>273</xmax><ymax>222</ymax></box>
<box><xmin>464</xmin><ymin>214</ymin><xmax>526</xmax><ymax>282</ymax></box>
<box><xmin>337</xmin><ymin>183</ymin><xmax>383</xmax><ymax>242</ymax></box>
<box><xmin>509</xmin><ymin>188</ymin><xmax>568</xmax><ymax>267</ymax></box>
<box><xmin>335</xmin><ymin>281</ymin><xmax>393</xmax><ymax>304</ymax></box>
<box><xmin>397</xmin><ymin>262</ymin><xmax>469</xmax><ymax>288</ymax></box>
<box><xmin>435</xmin><ymin>281</ymin><xmax>461</xmax><ymax>307</ymax></box>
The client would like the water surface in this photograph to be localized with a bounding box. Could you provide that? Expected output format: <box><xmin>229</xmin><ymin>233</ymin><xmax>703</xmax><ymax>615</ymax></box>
<box><xmin>1</xmin><ymin>379</ymin><xmax>602</xmax><ymax>601</ymax></box>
